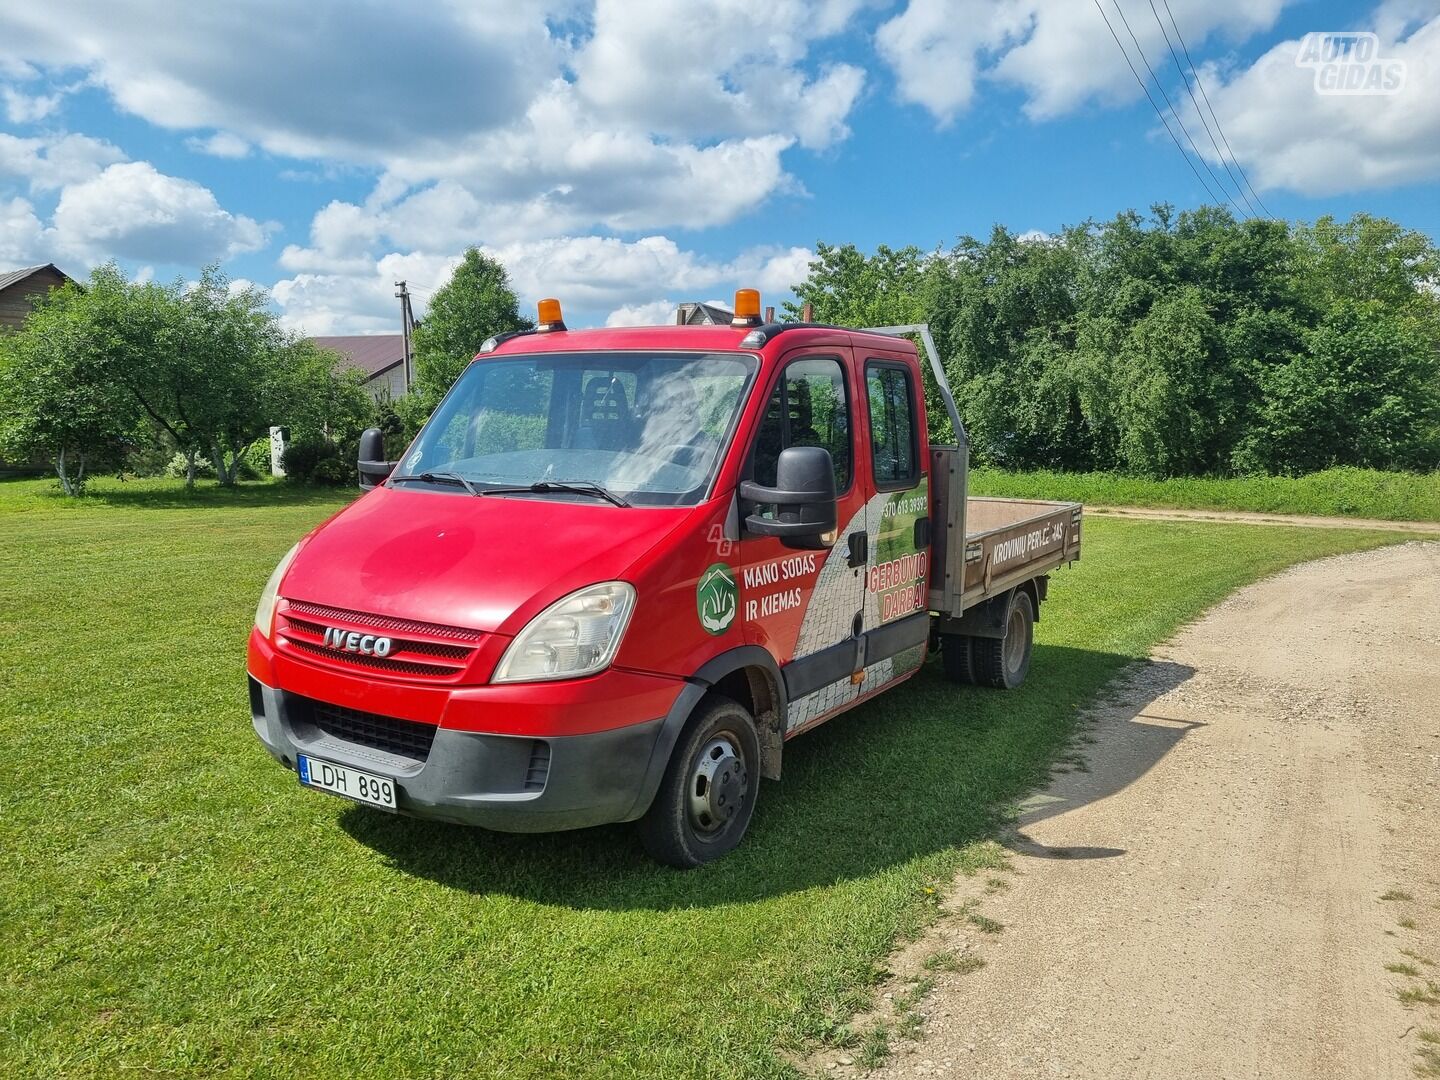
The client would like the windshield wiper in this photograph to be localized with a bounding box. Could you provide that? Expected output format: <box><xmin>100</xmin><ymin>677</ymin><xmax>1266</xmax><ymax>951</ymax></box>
<box><xmin>389</xmin><ymin>471</ymin><xmax>481</xmax><ymax>497</ymax></box>
<box><xmin>481</xmin><ymin>480</ymin><xmax>631</xmax><ymax>508</ymax></box>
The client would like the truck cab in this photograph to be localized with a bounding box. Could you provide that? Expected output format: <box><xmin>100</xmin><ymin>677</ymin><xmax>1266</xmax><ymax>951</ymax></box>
<box><xmin>248</xmin><ymin>292</ymin><xmax>1080</xmax><ymax>866</ymax></box>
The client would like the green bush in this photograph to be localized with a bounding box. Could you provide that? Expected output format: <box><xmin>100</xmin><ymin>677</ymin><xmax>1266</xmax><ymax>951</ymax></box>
<box><xmin>124</xmin><ymin>433</ymin><xmax>178</xmax><ymax>478</ymax></box>
<box><xmin>165</xmin><ymin>452</ymin><xmax>215</xmax><ymax>480</ymax></box>
<box><xmin>282</xmin><ymin>437</ymin><xmax>352</xmax><ymax>486</ymax></box>
<box><xmin>241</xmin><ymin>440</ymin><xmax>274</xmax><ymax>478</ymax></box>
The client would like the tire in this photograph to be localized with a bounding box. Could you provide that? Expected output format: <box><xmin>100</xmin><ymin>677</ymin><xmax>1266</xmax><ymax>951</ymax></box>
<box><xmin>940</xmin><ymin>633</ymin><xmax>977</xmax><ymax>685</ymax></box>
<box><xmin>637</xmin><ymin>696</ymin><xmax>760</xmax><ymax>868</ymax></box>
<box><xmin>974</xmin><ymin>590</ymin><xmax>1034</xmax><ymax>690</ymax></box>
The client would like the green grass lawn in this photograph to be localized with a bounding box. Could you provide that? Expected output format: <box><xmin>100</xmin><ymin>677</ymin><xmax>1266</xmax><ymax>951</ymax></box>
<box><xmin>0</xmin><ymin>476</ymin><xmax>1424</xmax><ymax>1077</ymax></box>
<box><xmin>970</xmin><ymin>466</ymin><xmax>1440</xmax><ymax>522</ymax></box>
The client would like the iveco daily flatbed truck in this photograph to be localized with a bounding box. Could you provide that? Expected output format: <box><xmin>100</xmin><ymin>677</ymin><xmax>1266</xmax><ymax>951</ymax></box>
<box><xmin>248</xmin><ymin>290</ymin><xmax>1081</xmax><ymax>865</ymax></box>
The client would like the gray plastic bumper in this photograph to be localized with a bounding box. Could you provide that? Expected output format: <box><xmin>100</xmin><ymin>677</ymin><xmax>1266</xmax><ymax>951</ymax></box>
<box><xmin>249</xmin><ymin>676</ymin><xmax>699</xmax><ymax>833</ymax></box>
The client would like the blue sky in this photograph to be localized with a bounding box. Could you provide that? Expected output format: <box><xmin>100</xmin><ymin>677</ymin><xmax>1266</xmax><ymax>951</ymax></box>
<box><xmin>1</xmin><ymin>0</ymin><xmax>1436</xmax><ymax>333</ymax></box>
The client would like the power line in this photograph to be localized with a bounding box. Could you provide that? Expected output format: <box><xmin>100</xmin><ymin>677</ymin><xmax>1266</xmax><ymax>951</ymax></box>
<box><xmin>1089</xmin><ymin>0</ymin><xmax>1231</xmax><ymax>210</ymax></box>
<box><xmin>1159</xmin><ymin>0</ymin><xmax>1277</xmax><ymax>220</ymax></box>
<box><xmin>1105</xmin><ymin>0</ymin><xmax>1252</xmax><ymax>219</ymax></box>
<box><xmin>1146</xmin><ymin>0</ymin><xmax>1260</xmax><ymax>218</ymax></box>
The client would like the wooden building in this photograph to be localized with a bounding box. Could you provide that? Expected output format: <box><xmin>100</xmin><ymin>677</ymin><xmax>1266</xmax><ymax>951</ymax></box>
<box><xmin>308</xmin><ymin>335</ymin><xmax>409</xmax><ymax>401</ymax></box>
<box><xmin>0</xmin><ymin>264</ymin><xmax>75</xmax><ymax>331</ymax></box>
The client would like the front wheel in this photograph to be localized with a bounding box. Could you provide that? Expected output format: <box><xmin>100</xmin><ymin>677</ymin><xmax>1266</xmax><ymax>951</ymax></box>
<box><xmin>638</xmin><ymin>696</ymin><xmax>760</xmax><ymax>868</ymax></box>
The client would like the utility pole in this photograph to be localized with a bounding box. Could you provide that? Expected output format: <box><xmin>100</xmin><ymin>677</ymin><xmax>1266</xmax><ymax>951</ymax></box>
<box><xmin>394</xmin><ymin>280</ymin><xmax>415</xmax><ymax>394</ymax></box>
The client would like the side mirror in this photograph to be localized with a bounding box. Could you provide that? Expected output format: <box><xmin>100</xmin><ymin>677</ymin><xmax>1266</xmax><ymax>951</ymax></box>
<box><xmin>357</xmin><ymin>427</ymin><xmax>395</xmax><ymax>490</ymax></box>
<box><xmin>739</xmin><ymin>445</ymin><xmax>838</xmax><ymax>550</ymax></box>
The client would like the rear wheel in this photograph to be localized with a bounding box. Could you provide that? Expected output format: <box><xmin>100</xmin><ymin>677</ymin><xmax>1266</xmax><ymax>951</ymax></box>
<box><xmin>974</xmin><ymin>591</ymin><xmax>1034</xmax><ymax>690</ymax></box>
<box><xmin>638</xmin><ymin>696</ymin><xmax>760</xmax><ymax>868</ymax></box>
<box><xmin>940</xmin><ymin>633</ymin><xmax>977</xmax><ymax>685</ymax></box>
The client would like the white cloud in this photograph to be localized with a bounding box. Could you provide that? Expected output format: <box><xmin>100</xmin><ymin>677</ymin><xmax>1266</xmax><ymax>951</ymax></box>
<box><xmin>872</xmin><ymin>0</ymin><xmax>1440</xmax><ymax>195</ymax></box>
<box><xmin>270</xmin><ymin>273</ymin><xmax>401</xmax><ymax>336</ymax></box>
<box><xmin>0</xmin><ymin>132</ymin><xmax>126</xmax><ymax>191</ymax></box>
<box><xmin>52</xmin><ymin>161</ymin><xmax>271</xmax><ymax>263</ymax></box>
<box><xmin>480</xmin><ymin>235</ymin><xmax>813</xmax><ymax>311</ymax></box>
<box><xmin>375</xmin><ymin>83</ymin><xmax>801</xmax><ymax>239</ymax></box>
<box><xmin>876</xmin><ymin>0</ymin><xmax>1030</xmax><ymax>122</ymax></box>
<box><xmin>269</xmin><ymin>236</ymin><xmax>814</xmax><ymax>335</ymax></box>
<box><xmin>875</xmin><ymin>0</ymin><xmax>1288</xmax><ymax>123</ymax></box>
<box><xmin>605</xmin><ymin>299</ymin><xmax>678</xmax><ymax>327</ymax></box>
<box><xmin>1184</xmin><ymin>13</ymin><xmax>1440</xmax><ymax>195</ymax></box>
<box><xmin>0</xmin><ymin>196</ymin><xmax>45</xmax><ymax>264</ymax></box>
<box><xmin>0</xmin><ymin>1</ymin><xmax>561</xmax><ymax>161</ymax></box>
<box><xmin>2</xmin><ymin>84</ymin><xmax>62</xmax><ymax>123</ymax></box>
<box><xmin>573</xmin><ymin>0</ymin><xmax>866</xmax><ymax>150</ymax></box>
<box><xmin>269</xmin><ymin>251</ymin><xmax>465</xmax><ymax>336</ymax></box>
<box><xmin>185</xmin><ymin>131</ymin><xmax>251</xmax><ymax>158</ymax></box>
<box><xmin>745</xmin><ymin>245</ymin><xmax>814</xmax><ymax>295</ymax></box>
<box><xmin>0</xmin><ymin>2</ymin><xmax>859</xmax><ymax>243</ymax></box>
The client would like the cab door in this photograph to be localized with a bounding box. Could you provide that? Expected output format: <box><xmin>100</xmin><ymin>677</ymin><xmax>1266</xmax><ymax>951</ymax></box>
<box><xmin>857</xmin><ymin>355</ymin><xmax>931</xmax><ymax>691</ymax></box>
<box><xmin>738</xmin><ymin>349</ymin><xmax>869</xmax><ymax>735</ymax></box>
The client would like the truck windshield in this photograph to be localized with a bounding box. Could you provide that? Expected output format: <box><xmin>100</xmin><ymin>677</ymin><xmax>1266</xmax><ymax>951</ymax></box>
<box><xmin>396</xmin><ymin>351</ymin><xmax>756</xmax><ymax>507</ymax></box>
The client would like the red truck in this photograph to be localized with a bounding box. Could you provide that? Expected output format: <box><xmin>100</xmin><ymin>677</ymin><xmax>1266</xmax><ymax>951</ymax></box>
<box><xmin>248</xmin><ymin>291</ymin><xmax>1081</xmax><ymax>866</ymax></box>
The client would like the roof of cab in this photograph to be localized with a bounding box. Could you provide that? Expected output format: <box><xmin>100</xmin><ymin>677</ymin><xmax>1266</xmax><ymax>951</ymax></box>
<box><xmin>477</xmin><ymin>322</ymin><xmax>919</xmax><ymax>359</ymax></box>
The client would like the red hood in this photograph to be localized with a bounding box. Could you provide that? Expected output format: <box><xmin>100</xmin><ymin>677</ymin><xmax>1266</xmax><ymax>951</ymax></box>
<box><xmin>280</xmin><ymin>485</ymin><xmax>690</xmax><ymax>635</ymax></box>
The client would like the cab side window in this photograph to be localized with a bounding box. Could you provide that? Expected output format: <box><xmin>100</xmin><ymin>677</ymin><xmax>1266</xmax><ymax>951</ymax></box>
<box><xmin>751</xmin><ymin>357</ymin><xmax>851</xmax><ymax>492</ymax></box>
<box><xmin>866</xmin><ymin>362</ymin><xmax>918</xmax><ymax>489</ymax></box>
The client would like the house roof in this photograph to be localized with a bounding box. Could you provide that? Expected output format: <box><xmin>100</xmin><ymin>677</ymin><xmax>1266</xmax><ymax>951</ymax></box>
<box><xmin>309</xmin><ymin>334</ymin><xmax>406</xmax><ymax>379</ymax></box>
<box><xmin>0</xmin><ymin>263</ymin><xmax>75</xmax><ymax>293</ymax></box>
<box><xmin>677</xmin><ymin>301</ymin><xmax>735</xmax><ymax>326</ymax></box>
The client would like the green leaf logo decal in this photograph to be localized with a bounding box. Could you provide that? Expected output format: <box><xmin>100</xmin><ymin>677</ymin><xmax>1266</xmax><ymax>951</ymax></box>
<box><xmin>696</xmin><ymin>563</ymin><xmax>738</xmax><ymax>635</ymax></box>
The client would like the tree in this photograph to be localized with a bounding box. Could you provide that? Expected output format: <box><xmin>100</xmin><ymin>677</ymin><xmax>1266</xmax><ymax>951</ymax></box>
<box><xmin>1</xmin><ymin>263</ymin><xmax>378</xmax><ymax>493</ymax></box>
<box><xmin>1237</xmin><ymin>301</ymin><xmax>1440</xmax><ymax>474</ymax></box>
<box><xmin>78</xmin><ymin>264</ymin><xmax>209</xmax><ymax>483</ymax></box>
<box><xmin>78</xmin><ymin>264</ymin><xmax>373</xmax><ymax>488</ymax></box>
<box><xmin>0</xmin><ymin>283</ymin><xmax>139</xmax><ymax>495</ymax></box>
<box><xmin>787</xmin><ymin>242</ymin><xmax>957</xmax><ymax>440</ymax></box>
<box><xmin>787</xmin><ymin>207</ymin><xmax>1440</xmax><ymax>477</ymax></box>
<box><xmin>280</xmin><ymin>340</ymin><xmax>374</xmax><ymax>448</ymax></box>
<box><xmin>175</xmin><ymin>268</ymin><xmax>291</xmax><ymax>485</ymax></box>
<box><xmin>1113</xmin><ymin>288</ymin><xmax>1229</xmax><ymax>477</ymax></box>
<box><xmin>411</xmin><ymin>248</ymin><xmax>532</xmax><ymax>405</ymax></box>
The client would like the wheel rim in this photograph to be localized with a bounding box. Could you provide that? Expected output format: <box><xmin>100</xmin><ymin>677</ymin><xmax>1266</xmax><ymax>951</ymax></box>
<box><xmin>1003</xmin><ymin>606</ymin><xmax>1027</xmax><ymax>673</ymax></box>
<box><xmin>686</xmin><ymin>733</ymin><xmax>748</xmax><ymax>836</ymax></box>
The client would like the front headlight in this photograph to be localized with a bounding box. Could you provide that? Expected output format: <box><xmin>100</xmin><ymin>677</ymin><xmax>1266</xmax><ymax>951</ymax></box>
<box><xmin>254</xmin><ymin>540</ymin><xmax>304</xmax><ymax>638</ymax></box>
<box><xmin>493</xmin><ymin>581</ymin><xmax>637</xmax><ymax>683</ymax></box>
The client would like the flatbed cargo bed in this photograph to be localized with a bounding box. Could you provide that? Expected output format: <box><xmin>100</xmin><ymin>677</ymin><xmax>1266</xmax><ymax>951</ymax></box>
<box><xmin>927</xmin><ymin>447</ymin><xmax>1082</xmax><ymax>617</ymax></box>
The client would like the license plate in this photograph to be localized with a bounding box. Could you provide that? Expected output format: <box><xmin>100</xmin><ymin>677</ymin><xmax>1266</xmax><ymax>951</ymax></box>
<box><xmin>297</xmin><ymin>754</ymin><xmax>397</xmax><ymax>810</ymax></box>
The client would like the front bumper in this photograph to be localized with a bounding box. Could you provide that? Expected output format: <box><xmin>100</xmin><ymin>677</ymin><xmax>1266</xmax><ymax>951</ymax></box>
<box><xmin>249</xmin><ymin>675</ymin><xmax>700</xmax><ymax>832</ymax></box>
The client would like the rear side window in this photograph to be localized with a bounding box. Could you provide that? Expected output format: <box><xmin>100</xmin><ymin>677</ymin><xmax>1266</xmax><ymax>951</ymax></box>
<box><xmin>751</xmin><ymin>357</ymin><xmax>852</xmax><ymax>492</ymax></box>
<box><xmin>866</xmin><ymin>362</ymin><xmax>918</xmax><ymax>489</ymax></box>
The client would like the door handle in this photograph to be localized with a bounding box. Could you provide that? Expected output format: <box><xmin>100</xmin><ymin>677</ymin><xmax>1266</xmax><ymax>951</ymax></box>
<box><xmin>847</xmin><ymin>531</ymin><xmax>868</xmax><ymax>568</ymax></box>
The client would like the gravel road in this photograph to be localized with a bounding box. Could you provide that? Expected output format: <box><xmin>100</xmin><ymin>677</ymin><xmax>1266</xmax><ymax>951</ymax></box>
<box><xmin>870</xmin><ymin>541</ymin><xmax>1440</xmax><ymax>1080</ymax></box>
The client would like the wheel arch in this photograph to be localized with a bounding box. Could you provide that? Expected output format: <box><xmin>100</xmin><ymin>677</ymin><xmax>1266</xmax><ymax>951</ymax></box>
<box><xmin>625</xmin><ymin>647</ymin><xmax>787</xmax><ymax>821</ymax></box>
<box><xmin>693</xmin><ymin>646</ymin><xmax>786</xmax><ymax>781</ymax></box>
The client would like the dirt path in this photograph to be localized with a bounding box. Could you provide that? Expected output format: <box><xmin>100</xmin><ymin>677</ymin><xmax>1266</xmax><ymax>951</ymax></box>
<box><xmin>1086</xmin><ymin>505</ymin><xmax>1440</xmax><ymax>534</ymax></box>
<box><xmin>871</xmin><ymin>541</ymin><xmax>1440</xmax><ymax>1080</ymax></box>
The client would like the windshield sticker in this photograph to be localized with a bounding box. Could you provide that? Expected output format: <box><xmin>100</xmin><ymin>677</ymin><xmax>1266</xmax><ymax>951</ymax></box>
<box><xmin>697</xmin><ymin>563</ymin><xmax>739</xmax><ymax>635</ymax></box>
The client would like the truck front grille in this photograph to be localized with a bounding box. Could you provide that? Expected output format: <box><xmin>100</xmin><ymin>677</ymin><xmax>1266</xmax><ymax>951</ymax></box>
<box><xmin>284</xmin><ymin>599</ymin><xmax>483</xmax><ymax>641</ymax></box>
<box><xmin>309</xmin><ymin>700</ymin><xmax>438</xmax><ymax>761</ymax></box>
<box><xmin>277</xmin><ymin>599</ymin><xmax>483</xmax><ymax>681</ymax></box>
